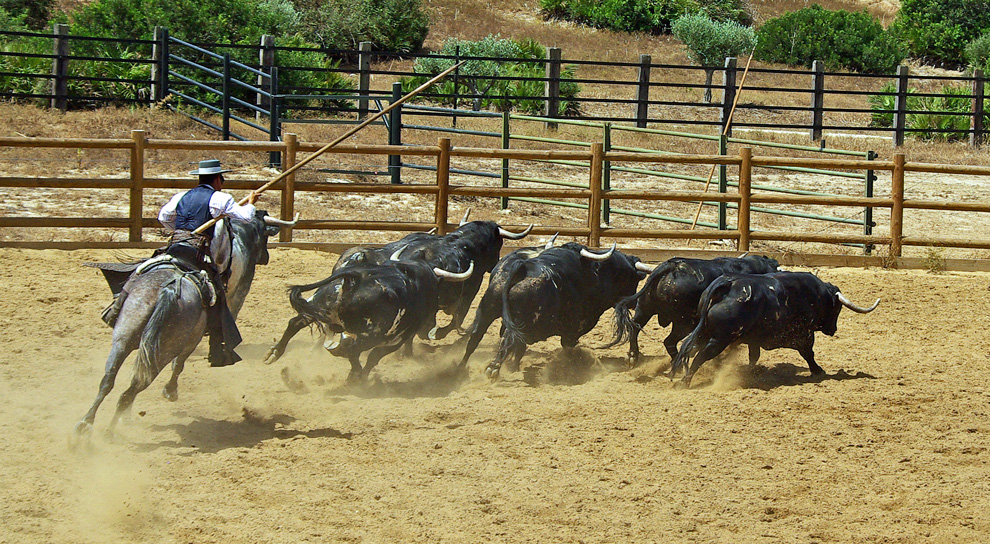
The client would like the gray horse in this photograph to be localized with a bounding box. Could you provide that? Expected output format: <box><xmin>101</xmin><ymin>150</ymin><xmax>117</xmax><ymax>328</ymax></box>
<box><xmin>72</xmin><ymin>212</ymin><xmax>295</xmax><ymax>443</ymax></box>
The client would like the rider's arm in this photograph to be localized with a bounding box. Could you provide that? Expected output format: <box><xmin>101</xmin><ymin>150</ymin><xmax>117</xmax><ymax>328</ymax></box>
<box><xmin>210</xmin><ymin>191</ymin><xmax>256</xmax><ymax>222</ymax></box>
<box><xmin>157</xmin><ymin>192</ymin><xmax>184</xmax><ymax>231</ymax></box>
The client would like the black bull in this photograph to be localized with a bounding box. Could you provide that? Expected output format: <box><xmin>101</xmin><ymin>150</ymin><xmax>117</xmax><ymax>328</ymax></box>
<box><xmin>263</xmin><ymin>220</ymin><xmax>530</xmax><ymax>364</ymax></box>
<box><xmin>458</xmin><ymin>242</ymin><xmax>648</xmax><ymax>380</ymax></box>
<box><xmin>278</xmin><ymin>257</ymin><xmax>474</xmax><ymax>382</ymax></box>
<box><xmin>669</xmin><ymin>271</ymin><xmax>880</xmax><ymax>387</ymax></box>
<box><xmin>609</xmin><ymin>255</ymin><xmax>780</xmax><ymax>364</ymax></box>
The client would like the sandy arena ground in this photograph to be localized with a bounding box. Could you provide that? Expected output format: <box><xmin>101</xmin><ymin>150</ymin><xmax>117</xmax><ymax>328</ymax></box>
<box><xmin>1</xmin><ymin>245</ymin><xmax>989</xmax><ymax>543</ymax></box>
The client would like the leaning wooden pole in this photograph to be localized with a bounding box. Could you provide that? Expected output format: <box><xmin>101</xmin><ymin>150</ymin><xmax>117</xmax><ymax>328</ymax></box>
<box><xmin>194</xmin><ymin>61</ymin><xmax>466</xmax><ymax>234</ymax></box>
<box><xmin>687</xmin><ymin>52</ymin><xmax>754</xmax><ymax>240</ymax></box>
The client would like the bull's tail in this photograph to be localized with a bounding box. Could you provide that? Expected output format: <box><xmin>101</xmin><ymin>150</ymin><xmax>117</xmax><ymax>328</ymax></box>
<box><xmin>495</xmin><ymin>260</ymin><xmax>528</xmax><ymax>364</ymax></box>
<box><xmin>287</xmin><ymin>270</ymin><xmax>358</xmax><ymax>334</ymax></box>
<box><xmin>670</xmin><ymin>277</ymin><xmax>733</xmax><ymax>377</ymax></box>
<box><xmin>603</xmin><ymin>260</ymin><xmax>673</xmax><ymax>348</ymax></box>
<box><xmin>134</xmin><ymin>279</ymin><xmax>182</xmax><ymax>385</ymax></box>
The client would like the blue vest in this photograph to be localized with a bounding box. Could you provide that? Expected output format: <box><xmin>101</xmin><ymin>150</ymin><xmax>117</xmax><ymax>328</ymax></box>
<box><xmin>174</xmin><ymin>184</ymin><xmax>215</xmax><ymax>232</ymax></box>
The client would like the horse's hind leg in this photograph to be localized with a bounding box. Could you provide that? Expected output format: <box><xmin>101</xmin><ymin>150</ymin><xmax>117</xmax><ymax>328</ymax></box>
<box><xmin>107</xmin><ymin>354</ymin><xmax>165</xmax><ymax>436</ymax></box>
<box><xmin>73</xmin><ymin>340</ymin><xmax>134</xmax><ymax>443</ymax></box>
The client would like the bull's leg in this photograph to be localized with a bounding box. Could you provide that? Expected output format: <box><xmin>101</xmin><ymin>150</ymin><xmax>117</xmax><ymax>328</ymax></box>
<box><xmin>664</xmin><ymin>321</ymin><xmax>694</xmax><ymax>361</ymax></box>
<box><xmin>263</xmin><ymin>315</ymin><xmax>311</xmax><ymax>364</ymax></box>
<box><xmin>679</xmin><ymin>338</ymin><xmax>732</xmax><ymax>388</ymax></box>
<box><xmin>359</xmin><ymin>340</ymin><xmax>408</xmax><ymax>379</ymax></box>
<box><xmin>626</xmin><ymin>304</ymin><xmax>654</xmax><ymax>365</ymax></box>
<box><xmin>796</xmin><ymin>337</ymin><xmax>824</xmax><ymax>375</ymax></box>
<box><xmin>458</xmin><ymin>293</ymin><xmax>500</xmax><ymax>368</ymax></box>
<box><xmin>73</xmin><ymin>339</ymin><xmax>135</xmax><ymax>441</ymax></box>
<box><xmin>748</xmin><ymin>344</ymin><xmax>761</xmax><ymax>366</ymax></box>
<box><xmin>487</xmin><ymin>338</ymin><xmax>526</xmax><ymax>380</ymax></box>
<box><xmin>430</xmin><ymin>300</ymin><xmax>473</xmax><ymax>340</ymax></box>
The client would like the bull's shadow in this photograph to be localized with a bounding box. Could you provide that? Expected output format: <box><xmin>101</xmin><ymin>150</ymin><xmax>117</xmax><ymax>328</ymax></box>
<box><xmin>134</xmin><ymin>409</ymin><xmax>352</xmax><ymax>454</ymax></box>
<box><xmin>671</xmin><ymin>362</ymin><xmax>875</xmax><ymax>391</ymax></box>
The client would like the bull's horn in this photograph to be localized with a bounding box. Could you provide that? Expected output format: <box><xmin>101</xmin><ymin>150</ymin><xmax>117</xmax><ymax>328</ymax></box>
<box><xmin>389</xmin><ymin>246</ymin><xmax>405</xmax><ymax>261</ymax></box>
<box><xmin>836</xmin><ymin>292</ymin><xmax>880</xmax><ymax>314</ymax></box>
<box><xmin>580</xmin><ymin>242</ymin><xmax>616</xmax><ymax>261</ymax></box>
<box><xmin>635</xmin><ymin>261</ymin><xmax>655</xmax><ymax>273</ymax></box>
<box><xmin>426</xmin><ymin>227</ymin><xmax>437</xmax><ymax>235</ymax></box>
<box><xmin>739</xmin><ymin>251</ymin><xmax>749</xmax><ymax>258</ymax></box>
<box><xmin>459</xmin><ymin>208</ymin><xmax>472</xmax><ymax>226</ymax></box>
<box><xmin>434</xmin><ymin>260</ymin><xmax>474</xmax><ymax>282</ymax></box>
<box><xmin>544</xmin><ymin>233</ymin><xmax>559</xmax><ymax>250</ymax></box>
<box><xmin>263</xmin><ymin>212</ymin><xmax>300</xmax><ymax>227</ymax></box>
<box><xmin>498</xmin><ymin>224</ymin><xmax>534</xmax><ymax>240</ymax></box>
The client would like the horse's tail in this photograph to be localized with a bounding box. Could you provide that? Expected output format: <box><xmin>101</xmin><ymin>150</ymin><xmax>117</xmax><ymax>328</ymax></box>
<box><xmin>134</xmin><ymin>278</ymin><xmax>182</xmax><ymax>385</ymax></box>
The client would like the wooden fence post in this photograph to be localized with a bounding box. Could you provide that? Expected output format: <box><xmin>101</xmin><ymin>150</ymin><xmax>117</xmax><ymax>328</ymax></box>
<box><xmin>279</xmin><ymin>133</ymin><xmax>297</xmax><ymax>242</ymax></box>
<box><xmin>358</xmin><ymin>41</ymin><xmax>373</xmax><ymax>119</ymax></box>
<box><xmin>258</xmin><ymin>35</ymin><xmax>275</xmax><ymax>122</ymax></box>
<box><xmin>720</xmin><ymin>57</ymin><xmax>737</xmax><ymax>138</ymax></box>
<box><xmin>129</xmin><ymin>130</ymin><xmax>146</xmax><ymax>242</ymax></box>
<box><xmin>890</xmin><ymin>153</ymin><xmax>905</xmax><ymax>257</ymax></box>
<box><xmin>588</xmin><ymin>143</ymin><xmax>604</xmax><ymax>247</ymax></box>
<box><xmin>51</xmin><ymin>24</ymin><xmax>69</xmax><ymax>112</ymax></box>
<box><xmin>635</xmin><ymin>54</ymin><xmax>651</xmax><ymax>128</ymax></box>
<box><xmin>810</xmin><ymin>60</ymin><xmax>825</xmax><ymax>142</ymax></box>
<box><xmin>436</xmin><ymin>138</ymin><xmax>451</xmax><ymax>234</ymax></box>
<box><xmin>151</xmin><ymin>26</ymin><xmax>169</xmax><ymax>102</ymax></box>
<box><xmin>971</xmin><ymin>69</ymin><xmax>985</xmax><ymax>147</ymax></box>
<box><xmin>737</xmin><ymin>147</ymin><xmax>752</xmax><ymax>252</ymax></box>
<box><xmin>544</xmin><ymin>47</ymin><xmax>561</xmax><ymax>130</ymax></box>
<box><xmin>893</xmin><ymin>65</ymin><xmax>909</xmax><ymax>147</ymax></box>
<box><xmin>501</xmin><ymin>111</ymin><xmax>510</xmax><ymax>210</ymax></box>
<box><xmin>268</xmin><ymin>67</ymin><xmax>281</xmax><ymax>167</ymax></box>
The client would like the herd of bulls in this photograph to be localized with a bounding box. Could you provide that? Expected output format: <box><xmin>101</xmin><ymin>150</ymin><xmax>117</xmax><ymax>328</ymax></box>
<box><xmin>264</xmin><ymin>214</ymin><xmax>880</xmax><ymax>388</ymax></box>
<box><xmin>74</xmin><ymin>210</ymin><xmax>880</xmax><ymax>441</ymax></box>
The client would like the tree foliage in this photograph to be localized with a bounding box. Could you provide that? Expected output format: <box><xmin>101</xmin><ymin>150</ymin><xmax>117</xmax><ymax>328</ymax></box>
<box><xmin>965</xmin><ymin>32</ymin><xmax>990</xmax><ymax>74</ymax></box>
<box><xmin>891</xmin><ymin>0</ymin><xmax>990</xmax><ymax>68</ymax></box>
<box><xmin>0</xmin><ymin>0</ymin><xmax>55</xmax><ymax>29</ymax></box>
<box><xmin>295</xmin><ymin>0</ymin><xmax>429</xmax><ymax>53</ymax></box>
<box><xmin>754</xmin><ymin>5</ymin><xmax>905</xmax><ymax>74</ymax></box>
<box><xmin>539</xmin><ymin>0</ymin><xmax>751</xmax><ymax>34</ymax></box>
<box><xmin>404</xmin><ymin>35</ymin><xmax>581</xmax><ymax>116</ymax></box>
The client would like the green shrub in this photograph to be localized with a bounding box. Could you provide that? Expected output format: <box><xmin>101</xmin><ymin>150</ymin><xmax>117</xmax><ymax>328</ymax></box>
<box><xmin>965</xmin><ymin>32</ymin><xmax>990</xmax><ymax>74</ymax></box>
<box><xmin>0</xmin><ymin>36</ymin><xmax>52</xmax><ymax>104</ymax></box>
<box><xmin>891</xmin><ymin>0</ymin><xmax>990</xmax><ymax>68</ymax></box>
<box><xmin>539</xmin><ymin>0</ymin><xmax>750</xmax><ymax>34</ymax></box>
<box><xmin>297</xmin><ymin>0</ymin><xmax>429</xmax><ymax>53</ymax></box>
<box><xmin>868</xmin><ymin>82</ymin><xmax>983</xmax><ymax>141</ymax></box>
<box><xmin>0</xmin><ymin>0</ymin><xmax>55</xmax><ymax>29</ymax></box>
<box><xmin>402</xmin><ymin>35</ymin><xmax>581</xmax><ymax>116</ymax></box>
<box><xmin>755</xmin><ymin>5</ymin><xmax>905</xmax><ymax>74</ymax></box>
<box><xmin>69</xmin><ymin>0</ymin><xmax>300</xmax><ymax>43</ymax></box>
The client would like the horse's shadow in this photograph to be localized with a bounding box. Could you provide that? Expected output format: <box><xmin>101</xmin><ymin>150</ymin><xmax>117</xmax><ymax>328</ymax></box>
<box><xmin>135</xmin><ymin>409</ymin><xmax>352</xmax><ymax>454</ymax></box>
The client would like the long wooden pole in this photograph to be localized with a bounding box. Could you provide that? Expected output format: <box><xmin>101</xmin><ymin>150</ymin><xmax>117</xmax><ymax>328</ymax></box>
<box><xmin>688</xmin><ymin>52</ymin><xmax>755</xmax><ymax>234</ymax></box>
<box><xmin>194</xmin><ymin>61</ymin><xmax>465</xmax><ymax>234</ymax></box>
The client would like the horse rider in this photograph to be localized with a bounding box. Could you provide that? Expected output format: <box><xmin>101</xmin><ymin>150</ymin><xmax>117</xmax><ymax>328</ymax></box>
<box><xmin>102</xmin><ymin>159</ymin><xmax>259</xmax><ymax>367</ymax></box>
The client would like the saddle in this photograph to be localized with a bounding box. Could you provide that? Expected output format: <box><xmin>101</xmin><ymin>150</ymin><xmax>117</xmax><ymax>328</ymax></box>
<box><xmin>85</xmin><ymin>250</ymin><xmax>216</xmax><ymax>308</ymax></box>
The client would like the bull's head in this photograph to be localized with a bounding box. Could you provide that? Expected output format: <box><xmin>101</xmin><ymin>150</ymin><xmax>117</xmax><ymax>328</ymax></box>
<box><xmin>258</xmin><ymin>212</ymin><xmax>299</xmax><ymax>265</ymax></box>
<box><xmin>822</xmin><ymin>285</ymin><xmax>880</xmax><ymax>335</ymax></box>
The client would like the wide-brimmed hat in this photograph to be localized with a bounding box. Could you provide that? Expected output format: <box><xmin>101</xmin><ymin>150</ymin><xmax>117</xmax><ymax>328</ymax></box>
<box><xmin>188</xmin><ymin>159</ymin><xmax>232</xmax><ymax>176</ymax></box>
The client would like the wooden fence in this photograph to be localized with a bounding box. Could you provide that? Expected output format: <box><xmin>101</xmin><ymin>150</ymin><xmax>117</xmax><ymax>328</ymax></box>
<box><xmin>2</xmin><ymin>132</ymin><xmax>990</xmax><ymax>270</ymax></box>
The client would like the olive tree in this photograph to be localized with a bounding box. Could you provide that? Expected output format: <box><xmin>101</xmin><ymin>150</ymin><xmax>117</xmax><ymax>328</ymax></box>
<box><xmin>671</xmin><ymin>14</ymin><xmax>755</xmax><ymax>102</ymax></box>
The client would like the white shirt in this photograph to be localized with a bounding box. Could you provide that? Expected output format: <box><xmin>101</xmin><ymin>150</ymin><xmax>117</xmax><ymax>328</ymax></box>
<box><xmin>158</xmin><ymin>189</ymin><xmax>257</xmax><ymax>231</ymax></box>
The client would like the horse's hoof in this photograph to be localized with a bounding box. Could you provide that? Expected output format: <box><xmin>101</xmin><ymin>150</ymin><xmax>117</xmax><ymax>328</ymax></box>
<box><xmin>162</xmin><ymin>386</ymin><xmax>178</xmax><ymax>402</ymax></box>
<box><xmin>69</xmin><ymin>422</ymin><xmax>94</xmax><ymax>453</ymax></box>
<box><xmin>428</xmin><ymin>326</ymin><xmax>440</xmax><ymax>341</ymax></box>
<box><xmin>485</xmin><ymin>366</ymin><xmax>500</xmax><ymax>381</ymax></box>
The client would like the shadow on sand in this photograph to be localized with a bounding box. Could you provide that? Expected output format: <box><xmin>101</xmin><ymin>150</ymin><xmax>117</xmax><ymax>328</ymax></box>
<box><xmin>138</xmin><ymin>409</ymin><xmax>352</xmax><ymax>454</ymax></box>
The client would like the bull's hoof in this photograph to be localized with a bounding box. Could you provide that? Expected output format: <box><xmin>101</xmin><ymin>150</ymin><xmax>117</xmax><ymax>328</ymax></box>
<box><xmin>484</xmin><ymin>365</ymin><xmax>501</xmax><ymax>381</ymax></box>
<box><xmin>673</xmin><ymin>379</ymin><xmax>692</xmax><ymax>390</ymax></box>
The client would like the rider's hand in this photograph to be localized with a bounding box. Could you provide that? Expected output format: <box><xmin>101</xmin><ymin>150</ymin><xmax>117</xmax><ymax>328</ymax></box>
<box><xmin>247</xmin><ymin>192</ymin><xmax>259</xmax><ymax>205</ymax></box>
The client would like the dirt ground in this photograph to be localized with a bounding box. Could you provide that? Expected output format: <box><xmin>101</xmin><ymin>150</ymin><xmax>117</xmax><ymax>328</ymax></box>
<box><xmin>2</xmin><ymin>245</ymin><xmax>990</xmax><ymax>544</ymax></box>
